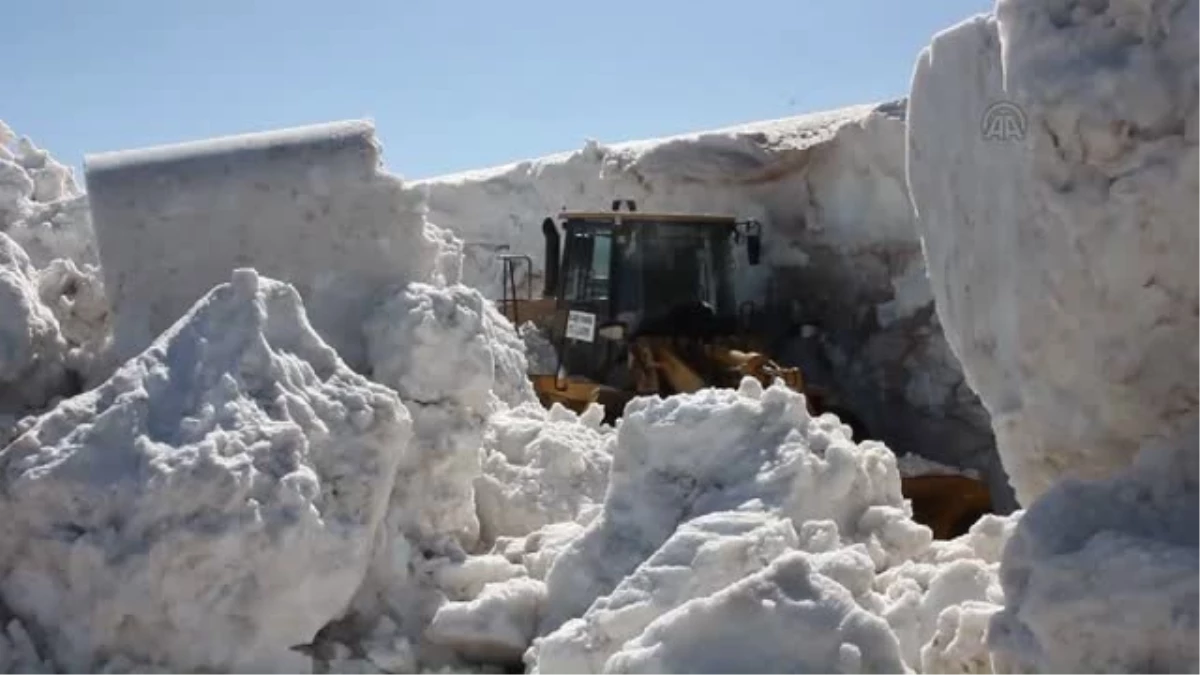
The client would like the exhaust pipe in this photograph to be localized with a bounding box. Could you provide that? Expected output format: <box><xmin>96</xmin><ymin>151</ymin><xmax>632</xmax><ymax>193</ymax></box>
<box><xmin>542</xmin><ymin>217</ymin><xmax>560</xmax><ymax>297</ymax></box>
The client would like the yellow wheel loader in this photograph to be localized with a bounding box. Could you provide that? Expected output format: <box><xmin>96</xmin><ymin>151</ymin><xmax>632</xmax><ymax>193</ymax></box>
<box><xmin>498</xmin><ymin>200</ymin><xmax>993</xmax><ymax>539</ymax></box>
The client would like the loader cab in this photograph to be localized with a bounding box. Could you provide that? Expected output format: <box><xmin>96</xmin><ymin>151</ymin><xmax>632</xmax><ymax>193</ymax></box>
<box><xmin>543</xmin><ymin>200</ymin><xmax>762</xmax><ymax>387</ymax></box>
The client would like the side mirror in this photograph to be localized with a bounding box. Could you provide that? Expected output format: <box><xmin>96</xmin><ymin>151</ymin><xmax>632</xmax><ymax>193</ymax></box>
<box><xmin>736</xmin><ymin>220</ymin><xmax>764</xmax><ymax>266</ymax></box>
<box><xmin>597</xmin><ymin>321</ymin><xmax>627</xmax><ymax>342</ymax></box>
<box><xmin>747</xmin><ymin>234</ymin><xmax>762</xmax><ymax>266</ymax></box>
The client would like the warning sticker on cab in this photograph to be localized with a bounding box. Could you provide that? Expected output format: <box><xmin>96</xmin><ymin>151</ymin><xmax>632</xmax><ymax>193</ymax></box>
<box><xmin>565</xmin><ymin>310</ymin><xmax>597</xmax><ymax>343</ymax></box>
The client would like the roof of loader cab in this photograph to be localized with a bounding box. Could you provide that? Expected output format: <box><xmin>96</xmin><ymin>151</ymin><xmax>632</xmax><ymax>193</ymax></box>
<box><xmin>559</xmin><ymin>211</ymin><xmax>739</xmax><ymax>226</ymax></box>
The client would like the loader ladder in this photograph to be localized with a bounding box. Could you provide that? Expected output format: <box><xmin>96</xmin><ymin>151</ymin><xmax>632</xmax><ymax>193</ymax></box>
<box><xmin>499</xmin><ymin>254</ymin><xmax>534</xmax><ymax>326</ymax></box>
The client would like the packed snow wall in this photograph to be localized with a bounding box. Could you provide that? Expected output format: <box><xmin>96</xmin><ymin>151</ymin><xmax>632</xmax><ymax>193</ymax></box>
<box><xmin>907</xmin><ymin>0</ymin><xmax>1198</xmax><ymax>671</ymax></box>
<box><xmin>84</xmin><ymin>120</ymin><xmax>464</xmax><ymax>370</ymax></box>
<box><xmin>415</xmin><ymin>103</ymin><xmax>1014</xmax><ymax>509</ymax></box>
<box><xmin>907</xmin><ymin>2</ymin><xmax>1199</xmax><ymax>505</ymax></box>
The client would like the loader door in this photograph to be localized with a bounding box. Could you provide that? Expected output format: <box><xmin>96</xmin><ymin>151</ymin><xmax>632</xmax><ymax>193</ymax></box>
<box><xmin>556</xmin><ymin>223</ymin><xmax>620</xmax><ymax>383</ymax></box>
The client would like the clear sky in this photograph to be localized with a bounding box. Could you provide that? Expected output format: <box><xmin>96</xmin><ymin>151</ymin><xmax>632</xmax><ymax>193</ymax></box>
<box><xmin>5</xmin><ymin>0</ymin><xmax>990</xmax><ymax>180</ymax></box>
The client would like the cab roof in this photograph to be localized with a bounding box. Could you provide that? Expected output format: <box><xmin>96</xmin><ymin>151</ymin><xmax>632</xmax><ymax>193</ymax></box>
<box><xmin>559</xmin><ymin>211</ymin><xmax>738</xmax><ymax>226</ymax></box>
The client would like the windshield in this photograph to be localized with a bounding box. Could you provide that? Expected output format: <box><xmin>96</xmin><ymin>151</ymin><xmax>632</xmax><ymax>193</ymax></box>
<box><xmin>630</xmin><ymin>221</ymin><xmax>735</xmax><ymax>321</ymax></box>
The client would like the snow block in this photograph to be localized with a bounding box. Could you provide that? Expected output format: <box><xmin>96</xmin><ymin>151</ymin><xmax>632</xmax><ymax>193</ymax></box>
<box><xmin>84</xmin><ymin>120</ymin><xmax>462</xmax><ymax>369</ymax></box>
<box><xmin>0</xmin><ymin>269</ymin><xmax>412</xmax><ymax>672</ymax></box>
<box><xmin>906</xmin><ymin>3</ymin><xmax>1199</xmax><ymax>504</ymax></box>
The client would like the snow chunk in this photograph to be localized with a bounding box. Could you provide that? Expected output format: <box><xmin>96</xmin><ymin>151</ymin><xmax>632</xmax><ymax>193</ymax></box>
<box><xmin>493</xmin><ymin>521</ymin><xmax>588</xmax><ymax>581</ymax></box>
<box><xmin>432</xmin><ymin>555</ymin><xmax>527</xmax><ymax>602</ymax></box>
<box><xmin>518</xmin><ymin>322</ymin><xmax>558</xmax><ymax>375</ymax></box>
<box><xmin>0</xmin><ymin>122</ymin><xmax>94</xmax><ymax>268</ymax></box>
<box><xmin>476</xmin><ymin>401</ymin><xmax>612</xmax><ymax>546</ymax></box>
<box><xmin>601</xmin><ymin>550</ymin><xmax>906</xmax><ymax>674</ymax></box>
<box><xmin>540</xmin><ymin>379</ymin><xmax>922</xmax><ymax>632</ymax></box>
<box><xmin>426</xmin><ymin>577</ymin><xmax>546</xmax><ymax>665</ymax></box>
<box><xmin>365</xmin><ymin>282</ymin><xmax>534</xmax><ymax>412</ymax></box>
<box><xmin>988</xmin><ymin>424</ymin><xmax>1199</xmax><ymax>673</ymax></box>
<box><xmin>36</xmin><ymin>258</ymin><xmax>113</xmax><ymax>386</ymax></box>
<box><xmin>0</xmin><ymin>233</ymin><xmax>70</xmax><ymax>441</ymax></box>
<box><xmin>364</xmin><ymin>282</ymin><xmax>536</xmax><ymax>552</ymax></box>
<box><xmin>533</xmin><ymin>510</ymin><xmax>798</xmax><ymax>674</ymax></box>
<box><xmin>920</xmin><ymin>600</ymin><xmax>999</xmax><ymax>674</ymax></box>
<box><xmin>0</xmin><ymin>269</ymin><xmax>412</xmax><ymax>672</ymax></box>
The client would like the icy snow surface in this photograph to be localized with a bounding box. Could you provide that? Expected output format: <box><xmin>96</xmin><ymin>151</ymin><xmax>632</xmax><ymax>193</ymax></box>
<box><xmin>0</xmin><ymin>269</ymin><xmax>412</xmax><ymax>672</ymax></box>
<box><xmin>416</xmin><ymin>103</ymin><xmax>1011</xmax><ymax>508</ymax></box>
<box><xmin>907</xmin><ymin>2</ymin><xmax>1199</xmax><ymax>505</ymax></box>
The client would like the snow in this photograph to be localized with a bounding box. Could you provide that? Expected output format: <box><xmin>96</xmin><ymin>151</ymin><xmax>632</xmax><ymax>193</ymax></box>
<box><xmin>539</xmin><ymin>378</ymin><xmax>924</xmax><ymax>633</ymax></box>
<box><xmin>427</xmin><ymin>577</ymin><xmax>546</xmax><ymax>665</ymax></box>
<box><xmin>1</xmin><ymin>3</ymin><xmax>1192</xmax><ymax>666</ymax></box>
<box><xmin>906</xmin><ymin>2</ymin><xmax>1199</xmax><ymax>505</ymax></box>
<box><xmin>362</xmin><ymin>282</ymin><xmax>536</xmax><ymax>552</ymax></box>
<box><xmin>84</xmin><ymin>119</ymin><xmax>464</xmax><ymax>369</ymax></box>
<box><xmin>0</xmin><ymin>122</ymin><xmax>96</xmax><ymax>269</ymax></box>
<box><xmin>515</xmin><ymin>379</ymin><xmax>1022</xmax><ymax>675</ymax></box>
<box><xmin>906</xmin><ymin>1</ymin><xmax>1198</xmax><ymax>671</ymax></box>
<box><xmin>988</xmin><ymin>423</ymin><xmax>1198</xmax><ymax>673</ymax></box>
<box><xmin>475</xmin><ymin>401</ymin><xmax>612</xmax><ymax>546</ymax></box>
<box><xmin>532</xmin><ymin>510</ymin><xmax>799</xmax><ymax>673</ymax></box>
<box><xmin>0</xmin><ymin>233</ymin><xmax>71</xmax><ymax>444</ymax></box>
<box><xmin>0</xmin><ymin>268</ymin><xmax>412</xmax><ymax>672</ymax></box>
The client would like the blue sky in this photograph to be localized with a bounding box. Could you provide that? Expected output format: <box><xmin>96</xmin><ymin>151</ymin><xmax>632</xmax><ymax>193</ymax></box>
<box><xmin>5</xmin><ymin>1</ymin><xmax>990</xmax><ymax>180</ymax></box>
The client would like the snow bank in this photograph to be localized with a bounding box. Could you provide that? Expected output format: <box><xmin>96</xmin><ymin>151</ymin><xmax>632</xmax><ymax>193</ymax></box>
<box><xmin>510</xmin><ymin>378</ymin><xmax>1022</xmax><ymax>674</ymax></box>
<box><xmin>416</xmin><ymin>104</ymin><xmax>1009</xmax><ymax>508</ymax></box>
<box><xmin>0</xmin><ymin>268</ymin><xmax>412</xmax><ymax>672</ymax></box>
<box><xmin>0</xmin><ymin>121</ymin><xmax>95</xmax><ymax>268</ymax></box>
<box><xmin>538</xmin><ymin>379</ymin><xmax>921</xmax><ymax>633</ymax></box>
<box><xmin>907</xmin><ymin>2</ymin><xmax>1199</xmax><ymax>504</ymax></box>
<box><xmin>84</xmin><ymin>120</ymin><xmax>464</xmax><ymax>369</ymax></box>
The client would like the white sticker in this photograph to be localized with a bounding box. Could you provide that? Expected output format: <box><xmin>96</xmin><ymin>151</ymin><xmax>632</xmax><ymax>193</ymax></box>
<box><xmin>565</xmin><ymin>310</ymin><xmax>597</xmax><ymax>343</ymax></box>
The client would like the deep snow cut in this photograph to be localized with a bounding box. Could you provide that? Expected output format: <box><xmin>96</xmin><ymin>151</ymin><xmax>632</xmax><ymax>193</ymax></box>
<box><xmin>415</xmin><ymin>103</ymin><xmax>1011</xmax><ymax>510</ymax></box>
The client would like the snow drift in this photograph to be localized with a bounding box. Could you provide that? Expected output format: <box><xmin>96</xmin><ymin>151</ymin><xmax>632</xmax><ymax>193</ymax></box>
<box><xmin>0</xmin><ymin>269</ymin><xmax>412</xmax><ymax>672</ymax></box>
<box><xmin>415</xmin><ymin>104</ymin><xmax>1011</xmax><ymax>509</ymax></box>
